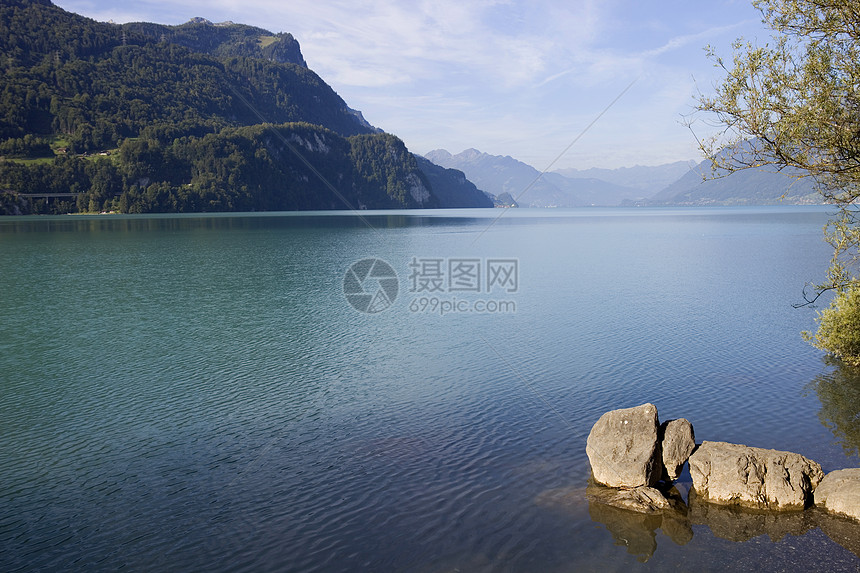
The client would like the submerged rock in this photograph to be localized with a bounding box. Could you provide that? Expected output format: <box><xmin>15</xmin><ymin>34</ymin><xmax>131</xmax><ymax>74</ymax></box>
<box><xmin>585</xmin><ymin>481</ymin><xmax>692</xmax><ymax>562</ymax></box>
<box><xmin>586</xmin><ymin>484</ymin><xmax>671</xmax><ymax>514</ymax></box>
<box><xmin>688</xmin><ymin>441</ymin><xmax>823</xmax><ymax>510</ymax></box>
<box><xmin>579</xmin><ymin>403</ymin><xmax>860</xmax><ymax>560</ymax></box>
<box><xmin>815</xmin><ymin>468</ymin><xmax>860</xmax><ymax>521</ymax></box>
<box><xmin>587</xmin><ymin>491</ymin><xmax>662</xmax><ymax>563</ymax></box>
<box><xmin>586</xmin><ymin>403</ymin><xmax>661</xmax><ymax>488</ymax></box>
<box><xmin>660</xmin><ymin>418</ymin><xmax>695</xmax><ymax>482</ymax></box>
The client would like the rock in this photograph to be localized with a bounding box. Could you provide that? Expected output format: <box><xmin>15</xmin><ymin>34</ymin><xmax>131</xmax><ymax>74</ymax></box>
<box><xmin>586</xmin><ymin>483</ymin><xmax>671</xmax><ymax>513</ymax></box>
<box><xmin>533</xmin><ymin>486</ymin><xmax>589</xmax><ymax>513</ymax></box>
<box><xmin>814</xmin><ymin>468</ymin><xmax>860</xmax><ymax>520</ymax></box>
<box><xmin>660</xmin><ymin>418</ymin><xmax>695</xmax><ymax>481</ymax></box>
<box><xmin>688</xmin><ymin>441</ymin><xmax>823</xmax><ymax>510</ymax></box>
<box><xmin>586</xmin><ymin>403</ymin><xmax>661</xmax><ymax>488</ymax></box>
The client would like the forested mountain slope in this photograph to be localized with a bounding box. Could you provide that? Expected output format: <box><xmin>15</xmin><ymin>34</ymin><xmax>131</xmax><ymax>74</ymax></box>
<box><xmin>0</xmin><ymin>0</ymin><xmax>488</xmax><ymax>213</ymax></box>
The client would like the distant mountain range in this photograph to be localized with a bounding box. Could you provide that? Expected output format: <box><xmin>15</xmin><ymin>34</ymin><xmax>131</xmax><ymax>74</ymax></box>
<box><xmin>425</xmin><ymin>149</ymin><xmax>654</xmax><ymax>207</ymax></box>
<box><xmin>554</xmin><ymin>162</ymin><xmax>696</xmax><ymax>195</ymax></box>
<box><xmin>425</xmin><ymin>148</ymin><xmax>825</xmax><ymax>207</ymax></box>
<box><xmin>412</xmin><ymin>156</ymin><xmax>494</xmax><ymax>208</ymax></box>
<box><xmin>0</xmin><ymin>1</ymin><xmax>826</xmax><ymax>214</ymax></box>
<box><xmin>648</xmin><ymin>154</ymin><xmax>820</xmax><ymax>206</ymax></box>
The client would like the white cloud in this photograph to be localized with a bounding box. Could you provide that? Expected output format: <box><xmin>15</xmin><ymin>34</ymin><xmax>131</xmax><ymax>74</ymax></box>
<box><xmin>640</xmin><ymin>19</ymin><xmax>758</xmax><ymax>58</ymax></box>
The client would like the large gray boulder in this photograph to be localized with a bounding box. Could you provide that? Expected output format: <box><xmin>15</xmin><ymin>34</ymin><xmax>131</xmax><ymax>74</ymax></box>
<box><xmin>586</xmin><ymin>403</ymin><xmax>661</xmax><ymax>488</ymax></box>
<box><xmin>814</xmin><ymin>468</ymin><xmax>860</xmax><ymax>520</ymax></box>
<box><xmin>688</xmin><ymin>441</ymin><xmax>823</xmax><ymax>510</ymax></box>
<box><xmin>660</xmin><ymin>418</ymin><xmax>695</xmax><ymax>481</ymax></box>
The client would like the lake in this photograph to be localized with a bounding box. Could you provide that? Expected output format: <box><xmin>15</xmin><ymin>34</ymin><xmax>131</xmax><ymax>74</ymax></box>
<box><xmin>2</xmin><ymin>206</ymin><xmax>859</xmax><ymax>571</ymax></box>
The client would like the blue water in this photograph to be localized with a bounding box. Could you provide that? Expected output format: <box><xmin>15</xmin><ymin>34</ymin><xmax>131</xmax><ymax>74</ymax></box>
<box><xmin>1</xmin><ymin>206</ymin><xmax>859</xmax><ymax>571</ymax></box>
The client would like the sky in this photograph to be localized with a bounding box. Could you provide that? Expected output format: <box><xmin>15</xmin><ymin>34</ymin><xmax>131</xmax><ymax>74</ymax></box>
<box><xmin>51</xmin><ymin>0</ymin><xmax>773</xmax><ymax>170</ymax></box>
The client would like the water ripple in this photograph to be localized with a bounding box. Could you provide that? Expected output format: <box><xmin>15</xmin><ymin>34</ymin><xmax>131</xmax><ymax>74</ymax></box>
<box><xmin>0</xmin><ymin>208</ymin><xmax>852</xmax><ymax>571</ymax></box>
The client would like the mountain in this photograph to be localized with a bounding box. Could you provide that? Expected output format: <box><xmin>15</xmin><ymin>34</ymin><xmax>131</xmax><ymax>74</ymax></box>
<box><xmin>121</xmin><ymin>19</ymin><xmax>308</xmax><ymax>67</ymax></box>
<box><xmin>650</xmin><ymin>156</ymin><xmax>821</xmax><ymax>205</ymax></box>
<box><xmin>553</xmin><ymin>161</ymin><xmax>696</xmax><ymax>195</ymax></box>
<box><xmin>0</xmin><ymin>0</ymin><xmax>484</xmax><ymax>214</ymax></box>
<box><xmin>541</xmin><ymin>172</ymin><xmax>654</xmax><ymax>205</ymax></box>
<box><xmin>425</xmin><ymin>148</ymin><xmax>647</xmax><ymax>207</ymax></box>
<box><xmin>425</xmin><ymin>148</ymin><xmax>566</xmax><ymax>207</ymax></box>
<box><xmin>426</xmin><ymin>147</ymin><xmax>826</xmax><ymax>207</ymax></box>
<box><xmin>2</xmin><ymin>124</ymin><xmax>442</xmax><ymax>213</ymax></box>
<box><xmin>0</xmin><ymin>1</ymin><xmax>367</xmax><ymax>146</ymax></box>
<box><xmin>413</xmin><ymin>156</ymin><xmax>494</xmax><ymax>208</ymax></box>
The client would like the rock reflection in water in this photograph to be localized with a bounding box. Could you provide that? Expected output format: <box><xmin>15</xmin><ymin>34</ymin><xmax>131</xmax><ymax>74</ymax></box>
<box><xmin>815</xmin><ymin>509</ymin><xmax>860</xmax><ymax>559</ymax></box>
<box><xmin>585</xmin><ymin>482</ymin><xmax>692</xmax><ymax>563</ymax></box>
<box><xmin>688</xmin><ymin>491</ymin><xmax>860</xmax><ymax>560</ymax></box>
<box><xmin>543</xmin><ymin>481</ymin><xmax>860</xmax><ymax>563</ymax></box>
<box><xmin>687</xmin><ymin>488</ymin><xmax>815</xmax><ymax>542</ymax></box>
<box><xmin>536</xmin><ymin>481</ymin><xmax>694</xmax><ymax>563</ymax></box>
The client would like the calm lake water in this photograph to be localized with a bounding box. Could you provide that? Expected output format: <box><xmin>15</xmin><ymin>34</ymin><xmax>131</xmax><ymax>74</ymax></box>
<box><xmin>2</xmin><ymin>206</ymin><xmax>860</xmax><ymax>571</ymax></box>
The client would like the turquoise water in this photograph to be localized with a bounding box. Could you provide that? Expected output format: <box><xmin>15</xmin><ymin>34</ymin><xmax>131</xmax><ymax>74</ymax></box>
<box><xmin>1</xmin><ymin>207</ymin><xmax>859</xmax><ymax>571</ymax></box>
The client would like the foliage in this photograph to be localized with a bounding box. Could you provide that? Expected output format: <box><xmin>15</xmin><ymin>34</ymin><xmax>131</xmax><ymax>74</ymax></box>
<box><xmin>350</xmin><ymin>133</ymin><xmax>436</xmax><ymax>208</ymax></box>
<box><xmin>0</xmin><ymin>0</ymin><xmax>370</xmax><ymax>151</ymax></box>
<box><xmin>695</xmin><ymin>1</ymin><xmax>860</xmax><ymax>192</ymax></box>
<box><xmin>804</xmin><ymin>287</ymin><xmax>860</xmax><ymax>365</ymax></box>
<box><xmin>0</xmin><ymin>134</ymin><xmax>52</xmax><ymax>157</ymax></box>
<box><xmin>0</xmin><ymin>123</ymin><xmax>435</xmax><ymax>214</ymax></box>
<box><xmin>694</xmin><ymin>0</ymin><xmax>860</xmax><ymax>362</ymax></box>
<box><xmin>122</xmin><ymin>20</ymin><xmax>307</xmax><ymax>67</ymax></box>
<box><xmin>0</xmin><ymin>0</ymin><xmax>486</xmax><ymax>215</ymax></box>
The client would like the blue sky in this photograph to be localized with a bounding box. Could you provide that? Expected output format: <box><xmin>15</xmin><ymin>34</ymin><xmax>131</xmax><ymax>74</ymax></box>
<box><xmin>52</xmin><ymin>0</ymin><xmax>770</xmax><ymax>170</ymax></box>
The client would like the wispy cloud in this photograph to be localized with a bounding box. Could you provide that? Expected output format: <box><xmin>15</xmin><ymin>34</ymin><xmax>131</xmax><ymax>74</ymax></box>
<box><xmin>640</xmin><ymin>19</ymin><xmax>759</xmax><ymax>58</ymax></box>
<box><xmin>534</xmin><ymin>69</ymin><xmax>573</xmax><ymax>89</ymax></box>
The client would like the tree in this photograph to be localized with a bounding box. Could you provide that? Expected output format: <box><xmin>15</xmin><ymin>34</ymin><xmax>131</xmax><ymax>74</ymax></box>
<box><xmin>693</xmin><ymin>0</ymin><xmax>860</xmax><ymax>362</ymax></box>
<box><xmin>804</xmin><ymin>287</ymin><xmax>860</xmax><ymax>365</ymax></box>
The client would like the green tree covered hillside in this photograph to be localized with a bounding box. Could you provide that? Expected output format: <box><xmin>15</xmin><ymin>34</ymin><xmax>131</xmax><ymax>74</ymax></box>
<box><xmin>0</xmin><ymin>0</ymin><xmax>491</xmax><ymax>213</ymax></box>
<box><xmin>0</xmin><ymin>123</ymin><xmax>443</xmax><ymax>213</ymax></box>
